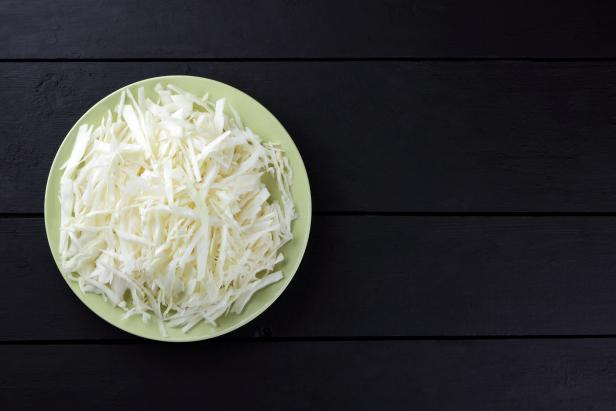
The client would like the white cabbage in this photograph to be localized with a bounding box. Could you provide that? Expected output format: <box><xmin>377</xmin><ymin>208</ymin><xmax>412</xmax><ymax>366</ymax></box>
<box><xmin>59</xmin><ymin>84</ymin><xmax>296</xmax><ymax>336</ymax></box>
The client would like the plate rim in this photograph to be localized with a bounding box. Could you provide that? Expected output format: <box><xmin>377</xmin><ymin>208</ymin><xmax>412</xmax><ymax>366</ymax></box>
<box><xmin>44</xmin><ymin>74</ymin><xmax>312</xmax><ymax>342</ymax></box>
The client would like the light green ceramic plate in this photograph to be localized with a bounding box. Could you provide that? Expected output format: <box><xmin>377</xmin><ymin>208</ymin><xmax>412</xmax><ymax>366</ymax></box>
<box><xmin>44</xmin><ymin>75</ymin><xmax>311</xmax><ymax>342</ymax></box>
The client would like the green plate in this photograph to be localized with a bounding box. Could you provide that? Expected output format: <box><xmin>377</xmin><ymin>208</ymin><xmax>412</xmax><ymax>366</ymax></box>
<box><xmin>44</xmin><ymin>75</ymin><xmax>311</xmax><ymax>342</ymax></box>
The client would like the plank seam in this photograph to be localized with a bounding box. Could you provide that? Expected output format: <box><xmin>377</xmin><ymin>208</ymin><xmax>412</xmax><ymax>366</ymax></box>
<box><xmin>4</xmin><ymin>335</ymin><xmax>616</xmax><ymax>345</ymax></box>
<box><xmin>314</xmin><ymin>212</ymin><xmax>616</xmax><ymax>217</ymax></box>
<box><xmin>6</xmin><ymin>212</ymin><xmax>616</xmax><ymax>219</ymax></box>
<box><xmin>4</xmin><ymin>57</ymin><xmax>616</xmax><ymax>63</ymax></box>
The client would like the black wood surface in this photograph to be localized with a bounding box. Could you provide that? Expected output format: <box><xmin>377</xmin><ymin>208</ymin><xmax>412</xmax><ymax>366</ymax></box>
<box><xmin>3</xmin><ymin>339</ymin><xmax>616</xmax><ymax>410</ymax></box>
<box><xmin>6</xmin><ymin>216</ymin><xmax>616</xmax><ymax>340</ymax></box>
<box><xmin>2</xmin><ymin>0</ymin><xmax>616</xmax><ymax>59</ymax></box>
<box><xmin>4</xmin><ymin>61</ymin><xmax>616</xmax><ymax>213</ymax></box>
<box><xmin>3</xmin><ymin>0</ymin><xmax>616</xmax><ymax>409</ymax></box>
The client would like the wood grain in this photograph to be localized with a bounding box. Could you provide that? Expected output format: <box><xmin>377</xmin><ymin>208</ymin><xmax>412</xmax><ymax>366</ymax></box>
<box><xmin>2</xmin><ymin>0</ymin><xmax>616</xmax><ymax>59</ymax></box>
<box><xmin>3</xmin><ymin>62</ymin><xmax>616</xmax><ymax>213</ymax></box>
<box><xmin>3</xmin><ymin>339</ymin><xmax>616</xmax><ymax>410</ymax></box>
<box><xmin>6</xmin><ymin>216</ymin><xmax>616</xmax><ymax>340</ymax></box>
<box><xmin>6</xmin><ymin>1</ymin><xmax>616</xmax><ymax>406</ymax></box>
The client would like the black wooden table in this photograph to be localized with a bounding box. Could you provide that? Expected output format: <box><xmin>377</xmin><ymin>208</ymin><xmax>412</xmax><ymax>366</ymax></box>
<box><xmin>3</xmin><ymin>1</ymin><xmax>616</xmax><ymax>409</ymax></box>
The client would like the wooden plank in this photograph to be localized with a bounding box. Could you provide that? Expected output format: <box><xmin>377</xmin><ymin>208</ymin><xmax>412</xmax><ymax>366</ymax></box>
<box><xmin>2</xmin><ymin>1</ymin><xmax>616</xmax><ymax>59</ymax></box>
<box><xmin>3</xmin><ymin>61</ymin><xmax>616</xmax><ymax>213</ymax></box>
<box><xmin>5</xmin><ymin>216</ymin><xmax>616</xmax><ymax>340</ymax></box>
<box><xmin>3</xmin><ymin>339</ymin><xmax>616</xmax><ymax>409</ymax></box>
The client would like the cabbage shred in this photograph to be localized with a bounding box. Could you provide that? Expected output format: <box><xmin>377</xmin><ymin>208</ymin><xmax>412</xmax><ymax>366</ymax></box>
<box><xmin>59</xmin><ymin>84</ymin><xmax>296</xmax><ymax>335</ymax></box>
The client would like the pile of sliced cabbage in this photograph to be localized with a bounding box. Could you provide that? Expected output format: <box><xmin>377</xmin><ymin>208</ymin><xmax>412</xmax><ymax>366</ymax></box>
<box><xmin>59</xmin><ymin>84</ymin><xmax>295</xmax><ymax>335</ymax></box>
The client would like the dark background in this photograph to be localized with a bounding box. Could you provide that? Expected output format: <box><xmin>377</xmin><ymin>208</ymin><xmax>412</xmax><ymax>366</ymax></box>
<box><xmin>3</xmin><ymin>1</ymin><xmax>616</xmax><ymax>409</ymax></box>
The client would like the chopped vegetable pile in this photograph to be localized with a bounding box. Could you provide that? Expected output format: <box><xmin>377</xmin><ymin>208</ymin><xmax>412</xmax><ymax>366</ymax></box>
<box><xmin>59</xmin><ymin>84</ymin><xmax>295</xmax><ymax>335</ymax></box>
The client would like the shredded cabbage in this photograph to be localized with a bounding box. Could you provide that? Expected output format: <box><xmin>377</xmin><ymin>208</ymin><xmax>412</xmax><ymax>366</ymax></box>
<box><xmin>59</xmin><ymin>84</ymin><xmax>296</xmax><ymax>336</ymax></box>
